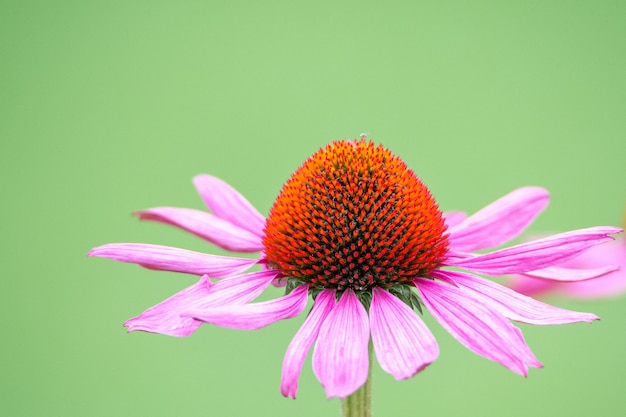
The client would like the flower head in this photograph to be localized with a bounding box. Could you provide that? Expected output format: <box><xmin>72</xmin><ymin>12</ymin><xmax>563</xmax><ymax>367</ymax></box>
<box><xmin>90</xmin><ymin>138</ymin><xmax>622</xmax><ymax>398</ymax></box>
<box><xmin>264</xmin><ymin>141</ymin><xmax>448</xmax><ymax>292</ymax></box>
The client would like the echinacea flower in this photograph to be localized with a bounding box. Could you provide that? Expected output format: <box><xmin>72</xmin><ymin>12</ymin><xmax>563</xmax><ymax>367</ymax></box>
<box><xmin>90</xmin><ymin>139</ymin><xmax>621</xmax><ymax>399</ymax></box>
<box><xmin>506</xmin><ymin>236</ymin><xmax>626</xmax><ymax>299</ymax></box>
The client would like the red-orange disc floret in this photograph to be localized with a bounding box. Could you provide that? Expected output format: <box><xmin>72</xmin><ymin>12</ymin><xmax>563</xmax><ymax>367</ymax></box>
<box><xmin>263</xmin><ymin>140</ymin><xmax>449</xmax><ymax>291</ymax></box>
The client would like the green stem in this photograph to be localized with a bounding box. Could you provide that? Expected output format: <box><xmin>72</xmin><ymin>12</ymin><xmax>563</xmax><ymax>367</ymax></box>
<box><xmin>341</xmin><ymin>341</ymin><xmax>372</xmax><ymax>417</ymax></box>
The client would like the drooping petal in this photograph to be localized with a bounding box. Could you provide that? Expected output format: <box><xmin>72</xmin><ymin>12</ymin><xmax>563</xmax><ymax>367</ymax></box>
<box><xmin>89</xmin><ymin>243</ymin><xmax>258</xmax><ymax>277</ymax></box>
<box><xmin>447</xmin><ymin>187</ymin><xmax>550</xmax><ymax>252</ymax></box>
<box><xmin>313</xmin><ymin>289</ymin><xmax>370</xmax><ymax>398</ymax></box>
<box><xmin>416</xmin><ymin>278</ymin><xmax>541</xmax><ymax>375</ymax></box>
<box><xmin>443</xmin><ymin>211</ymin><xmax>467</xmax><ymax>228</ymax></box>
<box><xmin>184</xmin><ymin>285</ymin><xmax>309</xmax><ymax>329</ymax></box>
<box><xmin>370</xmin><ymin>288</ymin><xmax>439</xmax><ymax>379</ymax></box>
<box><xmin>124</xmin><ymin>275</ymin><xmax>213</xmax><ymax>337</ymax></box>
<box><xmin>512</xmin><ymin>271</ymin><xmax>626</xmax><ymax>299</ymax></box>
<box><xmin>506</xmin><ymin>237</ymin><xmax>626</xmax><ymax>299</ymax></box>
<box><xmin>281</xmin><ymin>290</ymin><xmax>336</xmax><ymax>399</ymax></box>
<box><xmin>136</xmin><ymin>207</ymin><xmax>264</xmax><ymax>252</ymax></box>
<box><xmin>449</xmin><ymin>226</ymin><xmax>622</xmax><ymax>275</ymax></box>
<box><xmin>193</xmin><ymin>174</ymin><xmax>266</xmax><ymax>238</ymax></box>
<box><xmin>523</xmin><ymin>265</ymin><xmax>620</xmax><ymax>282</ymax></box>
<box><xmin>124</xmin><ymin>269</ymin><xmax>280</xmax><ymax>336</ymax></box>
<box><xmin>431</xmin><ymin>270</ymin><xmax>599</xmax><ymax>325</ymax></box>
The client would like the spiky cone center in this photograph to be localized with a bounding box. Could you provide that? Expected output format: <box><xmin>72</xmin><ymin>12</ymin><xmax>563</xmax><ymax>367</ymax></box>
<box><xmin>263</xmin><ymin>140</ymin><xmax>449</xmax><ymax>292</ymax></box>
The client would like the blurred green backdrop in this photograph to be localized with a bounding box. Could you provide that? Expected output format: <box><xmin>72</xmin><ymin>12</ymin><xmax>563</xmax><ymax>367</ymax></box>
<box><xmin>2</xmin><ymin>1</ymin><xmax>625</xmax><ymax>416</ymax></box>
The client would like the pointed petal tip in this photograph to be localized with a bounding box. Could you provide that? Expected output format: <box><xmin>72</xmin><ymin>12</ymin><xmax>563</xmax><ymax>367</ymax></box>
<box><xmin>280</xmin><ymin>386</ymin><xmax>297</xmax><ymax>399</ymax></box>
<box><xmin>597</xmin><ymin>226</ymin><xmax>622</xmax><ymax>238</ymax></box>
<box><xmin>123</xmin><ymin>321</ymin><xmax>143</xmax><ymax>333</ymax></box>
<box><xmin>571</xmin><ymin>312</ymin><xmax>600</xmax><ymax>323</ymax></box>
<box><xmin>517</xmin><ymin>358</ymin><xmax>543</xmax><ymax>376</ymax></box>
<box><xmin>123</xmin><ymin>318</ymin><xmax>144</xmax><ymax>332</ymax></box>
<box><xmin>133</xmin><ymin>209</ymin><xmax>168</xmax><ymax>222</ymax></box>
<box><xmin>89</xmin><ymin>244</ymin><xmax>119</xmax><ymax>257</ymax></box>
<box><xmin>88</xmin><ymin>244</ymin><xmax>113</xmax><ymax>257</ymax></box>
<box><xmin>133</xmin><ymin>210</ymin><xmax>149</xmax><ymax>220</ymax></box>
<box><xmin>123</xmin><ymin>320</ymin><xmax>196</xmax><ymax>337</ymax></box>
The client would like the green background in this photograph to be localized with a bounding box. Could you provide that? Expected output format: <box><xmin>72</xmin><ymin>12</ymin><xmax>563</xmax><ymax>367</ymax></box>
<box><xmin>2</xmin><ymin>1</ymin><xmax>625</xmax><ymax>416</ymax></box>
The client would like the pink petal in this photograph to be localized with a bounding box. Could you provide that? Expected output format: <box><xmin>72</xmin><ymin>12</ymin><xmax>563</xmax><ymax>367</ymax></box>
<box><xmin>89</xmin><ymin>243</ymin><xmax>258</xmax><ymax>277</ymax></box>
<box><xmin>416</xmin><ymin>278</ymin><xmax>541</xmax><ymax>375</ymax></box>
<box><xmin>281</xmin><ymin>290</ymin><xmax>336</xmax><ymax>399</ymax></box>
<box><xmin>523</xmin><ymin>265</ymin><xmax>620</xmax><ymax>282</ymax></box>
<box><xmin>370</xmin><ymin>288</ymin><xmax>439</xmax><ymax>379</ymax></box>
<box><xmin>431</xmin><ymin>270</ymin><xmax>599</xmax><ymax>325</ymax></box>
<box><xmin>508</xmin><ymin>324</ymin><xmax>543</xmax><ymax>369</ymax></box>
<box><xmin>124</xmin><ymin>269</ymin><xmax>280</xmax><ymax>336</ymax></box>
<box><xmin>442</xmin><ymin>249</ymin><xmax>474</xmax><ymax>263</ymax></box>
<box><xmin>443</xmin><ymin>211</ymin><xmax>467</xmax><ymax>228</ymax></box>
<box><xmin>184</xmin><ymin>285</ymin><xmax>309</xmax><ymax>329</ymax></box>
<box><xmin>449</xmin><ymin>226</ymin><xmax>622</xmax><ymax>275</ymax></box>
<box><xmin>124</xmin><ymin>275</ymin><xmax>213</xmax><ymax>337</ymax></box>
<box><xmin>312</xmin><ymin>289</ymin><xmax>370</xmax><ymax>398</ymax></box>
<box><xmin>507</xmin><ymin>239</ymin><xmax>626</xmax><ymax>298</ymax></box>
<box><xmin>512</xmin><ymin>271</ymin><xmax>626</xmax><ymax>299</ymax></box>
<box><xmin>448</xmin><ymin>187</ymin><xmax>550</xmax><ymax>252</ymax></box>
<box><xmin>505</xmin><ymin>276</ymin><xmax>555</xmax><ymax>299</ymax></box>
<box><xmin>193</xmin><ymin>174</ymin><xmax>266</xmax><ymax>238</ymax></box>
<box><xmin>190</xmin><ymin>269</ymin><xmax>280</xmax><ymax>309</ymax></box>
<box><xmin>136</xmin><ymin>207</ymin><xmax>264</xmax><ymax>252</ymax></box>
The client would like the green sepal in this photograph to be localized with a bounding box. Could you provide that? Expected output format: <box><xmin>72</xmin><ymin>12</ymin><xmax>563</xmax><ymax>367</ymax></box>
<box><xmin>286</xmin><ymin>279</ymin><xmax>424</xmax><ymax>315</ymax></box>
<box><xmin>285</xmin><ymin>277</ymin><xmax>308</xmax><ymax>295</ymax></box>
<box><xmin>355</xmin><ymin>290</ymin><xmax>373</xmax><ymax>312</ymax></box>
<box><xmin>389</xmin><ymin>284</ymin><xmax>424</xmax><ymax>314</ymax></box>
<box><xmin>409</xmin><ymin>290</ymin><xmax>423</xmax><ymax>314</ymax></box>
<box><xmin>309</xmin><ymin>285</ymin><xmax>325</xmax><ymax>300</ymax></box>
